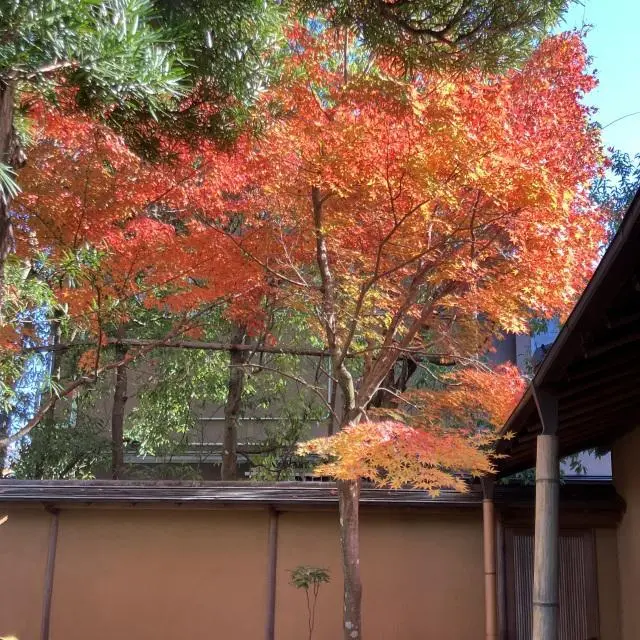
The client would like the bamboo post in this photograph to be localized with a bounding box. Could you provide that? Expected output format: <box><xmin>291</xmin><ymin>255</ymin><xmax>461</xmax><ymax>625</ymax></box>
<box><xmin>531</xmin><ymin>386</ymin><xmax>560</xmax><ymax>640</ymax></box>
<box><xmin>532</xmin><ymin>434</ymin><xmax>559</xmax><ymax>639</ymax></box>
<box><xmin>265</xmin><ymin>508</ymin><xmax>279</xmax><ymax>640</ymax></box>
<box><xmin>481</xmin><ymin>478</ymin><xmax>498</xmax><ymax>640</ymax></box>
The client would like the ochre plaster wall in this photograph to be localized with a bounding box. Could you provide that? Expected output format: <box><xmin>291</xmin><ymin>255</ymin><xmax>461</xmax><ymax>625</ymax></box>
<box><xmin>613</xmin><ymin>427</ymin><xmax>640</xmax><ymax>640</ymax></box>
<box><xmin>276</xmin><ymin>509</ymin><xmax>485</xmax><ymax>640</ymax></box>
<box><xmin>0</xmin><ymin>507</ymin><xmax>51</xmax><ymax>639</ymax></box>
<box><xmin>49</xmin><ymin>508</ymin><xmax>270</xmax><ymax>640</ymax></box>
<box><xmin>0</xmin><ymin>501</ymin><xmax>623</xmax><ymax>640</ymax></box>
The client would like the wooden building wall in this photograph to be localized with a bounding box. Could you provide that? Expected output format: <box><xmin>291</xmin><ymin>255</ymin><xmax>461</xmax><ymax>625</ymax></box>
<box><xmin>613</xmin><ymin>427</ymin><xmax>640</xmax><ymax>640</ymax></box>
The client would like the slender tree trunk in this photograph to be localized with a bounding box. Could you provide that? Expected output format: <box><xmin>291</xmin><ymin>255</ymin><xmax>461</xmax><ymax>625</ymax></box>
<box><xmin>313</xmin><ymin>186</ymin><xmax>364</xmax><ymax>639</ymax></box>
<box><xmin>335</xmin><ymin>365</ymin><xmax>363</xmax><ymax>640</ymax></box>
<box><xmin>0</xmin><ymin>413</ymin><xmax>8</xmax><ymax>474</ymax></box>
<box><xmin>44</xmin><ymin>312</ymin><xmax>63</xmax><ymax>428</ymax></box>
<box><xmin>222</xmin><ymin>324</ymin><xmax>249</xmax><ymax>480</ymax></box>
<box><xmin>339</xmin><ymin>477</ymin><xmax>362</xmax><ymax>640</ymax></box>
<box><xmin>0</xmin><ymin>79</ymin><xmax>23</xmax><ymax>307</ymax></box>
<box><xmin>111</xmin><ymin>344</ymin><xmax>128</xmax><ymax>479</ymax></box>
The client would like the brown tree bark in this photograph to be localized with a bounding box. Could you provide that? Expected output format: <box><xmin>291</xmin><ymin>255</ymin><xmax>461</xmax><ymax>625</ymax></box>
<box><xmin>0</xmin><ymin>79</ymin><xmax>24</xmax><ymax>306</ymax></box>
<box><xmin>111</xmin><ymin>344</ymin><xmax>128</xmax><ymax>479</ymax></box>
<box><xmin>221</xmin><ymin>324</ymin><xmax>250</xmax><ymax>480</ymax></box>
<box><xmin>0</xmin><ymin>414</ymin><xmax>8</xmax><ymax>474</ymax></box>
<box><xmin>369</xmin><ymin>357</ymin><xmax>417</xmax><ymax>409</ymax></box>
<box><xmin>313</xmin><ymin>185</ymin><xmax>365</xmax><ymax>639</ymax></box>
<box><xmin>339</xmin><ymin>477</ymin><xmax>362</xmax><ymax>640</ymax></box>
<box><xmin>44</xmin><ymin>311</ymin><xmax>63</xmax><ymax>428</ymax></box>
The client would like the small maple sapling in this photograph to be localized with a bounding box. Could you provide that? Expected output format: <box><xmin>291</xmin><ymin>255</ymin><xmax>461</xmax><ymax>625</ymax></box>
<box><xmin>290</xmin><ymin>565</ymin><xmax>331</xmax><ymax>640</ymax></box>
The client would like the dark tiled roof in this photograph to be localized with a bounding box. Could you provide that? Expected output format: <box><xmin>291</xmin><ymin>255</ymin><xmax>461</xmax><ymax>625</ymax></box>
<box><xmin>0</xmin><ymin>480</ymin><xmax>623</xmax><ymax>516</ymax></box>
<box><xmin>0</xmin><ymin>480</ymin><xmax>482</xmax><ymax>508</ymax></box>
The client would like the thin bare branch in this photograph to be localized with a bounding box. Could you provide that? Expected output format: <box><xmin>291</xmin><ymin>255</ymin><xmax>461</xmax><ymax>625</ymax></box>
<box><xmin>236</xmin><ymin>362</ymin><xmax>339</xmax><ymax>425</ymax></box>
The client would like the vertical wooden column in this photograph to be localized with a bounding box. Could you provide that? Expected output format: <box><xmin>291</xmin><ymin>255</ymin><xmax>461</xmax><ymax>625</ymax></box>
<box><xmin>265</xmin><ymin>507</ymin><xmax>279</xmax><ymax>640</ymax></box>
<box><xmin>481</xmin><ymin>477</ymin><xmax>498</xmax><ymax>640</ymax></box>
<box><xmin>495</xmin><ymin>515</ymin><xmax>506</xmax><ymax>636</ymax></box>
<box><xmin>41</xmin><ymin>507</ymin><xmax>60</xmax><ymax>640</ymax></box>
<box><xmin>532</xmin><ymin>388</ymin><xmax>560</xmax><ymax>640</ymax></box>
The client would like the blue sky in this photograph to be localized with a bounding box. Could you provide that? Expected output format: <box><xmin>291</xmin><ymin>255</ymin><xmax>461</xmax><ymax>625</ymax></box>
<box><xmin>561</xmin><ymin>0</ymin><xmax>640</xmax><ymax>157</ymax></box>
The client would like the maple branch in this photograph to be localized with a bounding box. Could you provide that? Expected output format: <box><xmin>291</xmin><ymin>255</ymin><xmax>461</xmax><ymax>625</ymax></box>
<box><xmin>341</xmin><ymin>199</ymin><xmax>476</xmax><ymax>370</ymax></box>
<box><xmin>308</xmin><ymin>85</ymin><xmax>333</xmax><ymax>122</ymax></box>
<box><xmin>237</xmin><ymin>361</ymin><xmax>339</xmax><ymax>425</ymax></box>
<box><xmin>337</xmin><ymin>199</ymin><xmax>430</xmax><ymax>368</ymax></box>
<box><xmin>210</xmin><ymin>225</ymin><xmax>310</xmax><ymax>289</ymax></box>
<box><xmin>1</xmin><ymin>302</ymin><xmax>225</xmax><ymax>449</ymax></box>
<box><xmin>374</xmin><ymin>386</ymin><xmax>418</xmax><ymax>410</ymax></box>
<box><xmin>355</xmin><ymin>276</ymin><xmax>458</xmax><ymax>412</ymax></box>
<box><xmin>0</xmin><ymin>348</ymin><xmax>142</xmax><ymax>449</ymax></box>
<box><xmin>22</xmin><ymin>60</ymin><xmax>77</xmax><ymax>79</ymax></box>
<box><xmin>312</xmin><ymin>186</ymin><xmax>338</xmax><ymax>345</ymax></box>
<box><xmin>312</xmin><ymin>185</ymin><xmax>356</xmax><ymax>424</ymax></box>
<box><xmin>277</xmin><ymin>224</ymin><xmax>310</xmax><ymax>288</ymax></box>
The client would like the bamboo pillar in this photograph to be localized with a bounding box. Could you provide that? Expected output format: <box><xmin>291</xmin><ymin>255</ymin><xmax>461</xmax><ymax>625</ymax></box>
<box><xmin>481</xmin><ymin>478</ymin><xmax>498</xmax><ymax>640</ymax></box>
<box><xmin>532</xmin><ymin>434</ymin><xmax>559</xmax><ymax>639</ymax></box>
<box><xmin>532</xmin><ymin>387</ymin><xmax>560</xmax><ymax>640</ymax></box>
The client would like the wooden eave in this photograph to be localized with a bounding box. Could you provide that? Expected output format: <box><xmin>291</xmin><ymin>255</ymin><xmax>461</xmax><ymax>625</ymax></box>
<box><xmin>496</xmin><ymin>188</ymin><xmax>640</xmax><ymax>476</ymax></box>
<box><xmin>0</xmin><ymin>480</ymin><xmax>482</xmax><ymax>509</ymax></box>
<box><xmin>0</xmin><ymin>480</ymin><xmax>624</xmax><ymax>525</ymax></box>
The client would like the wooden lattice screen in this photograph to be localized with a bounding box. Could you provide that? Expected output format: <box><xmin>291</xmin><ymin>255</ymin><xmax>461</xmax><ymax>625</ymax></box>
<box><xmin>504</xmin><ymin>529</ymin><xmax>599</xmax><ymax>640</ymax></box>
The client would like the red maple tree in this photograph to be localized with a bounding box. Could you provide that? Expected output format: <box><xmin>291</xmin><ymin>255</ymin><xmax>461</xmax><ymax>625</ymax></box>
<box><xmin>3</xmin><ymin>27</ymin><xmax>606</xmax><ymax>639</ymax></box>
<box><xmin>204</xmin><ymin>29</ymin><xmax>606</xmax><ymax>638</ymax></box>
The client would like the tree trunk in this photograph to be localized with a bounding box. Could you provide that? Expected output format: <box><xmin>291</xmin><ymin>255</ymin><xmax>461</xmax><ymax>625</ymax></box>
<box><xmin>334</xmin><ymin>364</ymin><xmax>362</xmax><ymax>639</ymax></box>
<box><xmin>0</xmin><ymin>79</ymin><xmax>23</xmax><ymax>307</ymax></box>
<box><xmin>111</xmin><ymin>345</ymin><xmax>128</xmax><ymax>479</ymax></box>
<box><xmin>312</xmin><ymin>186</ymin><xmax>363</xmax><ymax>638</ymax></box>
<box><xmin>222</xmin><ymin>324</ymin><xmax>249</xmax><ymax>480</ymax></box>
<box><xmin>369</xmin><ymin>357</ymin><xmax>417</xmax><ymax>409</ymax></box>
<box><xmin>44</xmin><ymin>312</ymin><xmax>63</xmax><ymax>428</ymax></box>
<box><xmin>339</xmin><ymin>478</ymin><xmax>362</xmax><ymax>640</ymax></box>
<box><xmin>0</xmin><ymin>413</ymin><xmax>8</xmax><ymax>474</ymax></box>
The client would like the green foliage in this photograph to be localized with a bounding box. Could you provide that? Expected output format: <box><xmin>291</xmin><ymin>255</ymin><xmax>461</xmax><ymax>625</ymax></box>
<box><xmin>591</xmin><ymin>149</ymin><xmax>640</xmax><ymax>235</ymax></box>
<box><xmin>300</xmin><ymin>0</ymin><xmax>570</xmax><ymax>72</ymax></box>
<box><xmin>289</xmin><ymin>565</ymin><xmax>330</xmax><ymax>590</ymax></box>
<box><xmin>124</xmin><ymin>462</ymin><xmax>204</xmax><ymax>480</ymax></box>
<box><xmin>0</xmin><ymin>0</ymin><xmax>183</xmax><ymax>111</ymax></box>
<box><xmin>125</xmin><ymin>308</ymin><xmax>328</xmax><ymax>473</ymax></box>
<box><xmin>11</xmin><ymin>414</ymin><xmax>110</xmax><ymax>479</ymax></box>
<box><xmin>0</xmin><ymin>163</ymin><xmax>20</xmax><ymax>202</ymax></box>
<box><xmin>116</xmin><ymin>0</ymin><xmax>288</xmax><ymax>151</ymax></box>
<box><xmin>248</xmin><ymin>402</ymin><xmax>321</xmax><ymax>480</ymax></box>
<box><xmin>126</xmin><ymin>346</ymin><xmax>228</xmax><ymax>457</ymax></box>
<box><xmin>0</xmin><ymin>258</ymin><xmax>57</xmax><ymax>414</ymax></box>
<box><xmin>157</xmin><ymin>0</ymin><xmax>285</xmax><ymax>103</ymax></box>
